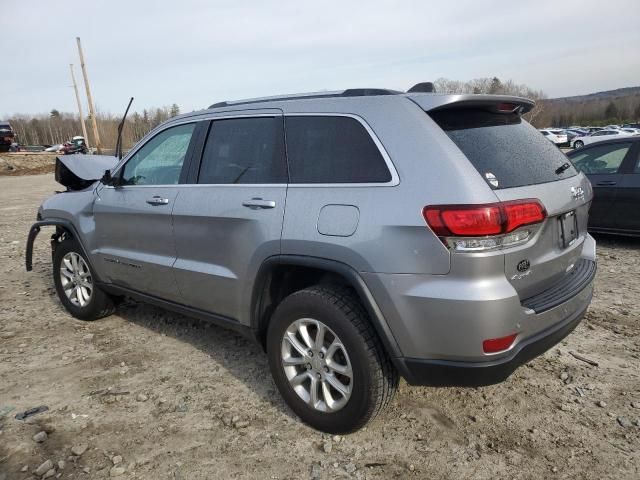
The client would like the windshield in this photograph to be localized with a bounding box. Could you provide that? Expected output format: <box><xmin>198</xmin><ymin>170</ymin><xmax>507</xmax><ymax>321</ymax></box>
<box><xmin>430</xmin><ymin>108</ymin><xmax>577</xmax><ymax>189</ymax></box>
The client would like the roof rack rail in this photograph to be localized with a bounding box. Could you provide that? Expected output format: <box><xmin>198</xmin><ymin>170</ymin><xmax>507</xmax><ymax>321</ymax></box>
<box><xmin>208</xmin><ymin>88</ymin><xmax>401</xmax><ymax>109</ymax></box>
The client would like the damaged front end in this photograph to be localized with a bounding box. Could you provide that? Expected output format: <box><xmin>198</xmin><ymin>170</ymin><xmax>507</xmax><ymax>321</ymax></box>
<box><xmin>55</xmin><ymin>154</ymin><xmax>119</xmax><ymax>191</ymax></box>
<box><xmin>26</xmin><ymin>154</ymin><xmax>118</xmax><ymax>271</ymax></box>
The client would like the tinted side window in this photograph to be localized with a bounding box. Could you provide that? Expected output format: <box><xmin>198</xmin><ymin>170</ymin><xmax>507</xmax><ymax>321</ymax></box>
<box><xmin>570</xmin><ymin>142</ymin><xmax>631</xmax><ymax>174</ymax></box>
<box><xmin>122</xmin><ymin>123</ymin><xmax>195</xmax><ymax>185</ymax></box>
<box><xmin>286</xmin><ymin>116</ymin><xmax>391</xmax><ymax>183</ymax></box>
<box><xmin>198</xmin><ymin>117</ymin><xmax>286</xmax><ymax>184</ymax></box>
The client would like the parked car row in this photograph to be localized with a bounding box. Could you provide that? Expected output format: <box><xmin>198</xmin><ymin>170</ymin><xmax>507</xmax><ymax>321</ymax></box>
<box><xmin>539</xmin><ymin>125</ymin><xmax>640</xmax><ymax>149</ymax></box>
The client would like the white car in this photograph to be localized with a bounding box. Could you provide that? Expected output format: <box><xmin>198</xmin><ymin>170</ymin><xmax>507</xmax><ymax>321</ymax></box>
<box><xmin>539</xmin><ymin>129</ymin><xmax>568</xmax><ymax>146</ymax></box>
<box><xmin>44</xmin><ymin>144</ymin><xmax>63</xmax><ymax>152</ymax></box>
<box><xmin>571</xmin><ymin>129</ymin><xmax>634</xmax><ymax>149</ymax></box>
<box><xmin>619</xmin><ymin>128</ymin><xmax>640</xmax><ymax>135</ymax></box>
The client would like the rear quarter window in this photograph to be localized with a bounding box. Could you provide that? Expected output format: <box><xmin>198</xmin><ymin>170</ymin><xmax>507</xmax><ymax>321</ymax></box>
<box><xmin>430</xmin><ymin>109</ymin><xmax>577</xmax><ymax>189</ymax></box>
<box><xmin>285</xmin><ymin>116</ymin><xmax>391</xmax><ymax>184</ymax></box>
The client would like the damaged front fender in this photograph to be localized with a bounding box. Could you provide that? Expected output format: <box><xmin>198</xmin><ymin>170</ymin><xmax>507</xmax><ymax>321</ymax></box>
<box><xmin>25</xmin><ymin>219</ymin><xmax>94</xmax><ymax>275</ymax></box>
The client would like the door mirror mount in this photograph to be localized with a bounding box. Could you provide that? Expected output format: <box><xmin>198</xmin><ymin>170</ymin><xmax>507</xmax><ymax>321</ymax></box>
<box><xmin>101</xmin><ymin>169</ymin><xmax>117</xmax><ymax>186</ymax></box>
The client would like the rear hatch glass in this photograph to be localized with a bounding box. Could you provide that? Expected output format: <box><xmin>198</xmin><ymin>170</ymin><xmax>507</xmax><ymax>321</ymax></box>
<box><xmin>429</xmin><ymin>109</ymin><xmax>577</xmax><ymax>189</ymax></box>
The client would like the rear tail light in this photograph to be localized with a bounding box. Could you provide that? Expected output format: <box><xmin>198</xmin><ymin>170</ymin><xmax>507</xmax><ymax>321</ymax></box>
<box><xmin>423</xmin><ymin>199</ymin><xmax>546</xmax><ymax>251</ymax></box>
<box><xmin>483</xmin><ymin>333</ymin><xmax>518</xmax><ymax>353</ymax></box>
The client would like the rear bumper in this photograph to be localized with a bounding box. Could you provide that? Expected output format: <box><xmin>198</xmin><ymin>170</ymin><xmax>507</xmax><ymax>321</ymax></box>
<box><xmin>363</xmin><ymin>235</ymin><xmax>597</xmax><ymax>386</ymax></box>
<box><xmin>396</xmin><ymin>300</ymin><xmax>588</xmax><ymax>386</ymax></box>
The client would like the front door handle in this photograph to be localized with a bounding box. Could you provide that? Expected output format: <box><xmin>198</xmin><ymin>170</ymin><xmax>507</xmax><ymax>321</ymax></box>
<box><xmin>596</xmin><ymin>181</ymin><xmax>617</xmax><ymax>186</ymax></box>
<box><xmin>146</xmin><ymin>196</ymin><xmax>170</xmax><ymax>206</ymax></box>
<box><xmin>242</xmin><ymin>198</ymin><xmax>276</xmax><ymax>209</ymax></box>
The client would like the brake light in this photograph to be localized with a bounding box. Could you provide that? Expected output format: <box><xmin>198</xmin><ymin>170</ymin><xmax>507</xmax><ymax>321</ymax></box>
<box><xmin>496</xmin><ymin>103</ymin><xmax>518</xmax><ymax>113</ymax></box>
<box><xmin>423</xmin><ymin>199</ymin><xmax>546</xmax><ymax>251</ymax></box>
<box><xmin>483</xmin><ymin>333</ymin><xmax>517</xmax><ymax>353</ymax></box>
<box><xmin>425</xmin><ymin>206</ymin><xmax>502</xmax><ymax>236</ymax></box>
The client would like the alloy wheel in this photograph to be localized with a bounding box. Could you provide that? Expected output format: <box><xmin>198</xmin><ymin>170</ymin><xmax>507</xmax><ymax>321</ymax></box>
<box><xmin>281</xmin><ymin>318</ymin><xmax>353</xmax><ymax>412</ymax></box>
<box><xmin>60</xmin><ymin>252</ymin><xmax>93</xmax><ymax>307</ymax></box>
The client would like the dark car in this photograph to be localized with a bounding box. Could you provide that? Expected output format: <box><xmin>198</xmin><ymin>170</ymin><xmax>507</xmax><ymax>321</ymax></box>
<box><xmin>0</xmin><ymin>121</ymin><xmax>16</xmax><ymax>152</ymax></box>
<box><xmin>567</xmin><ymin>136</ymin><xmax>640</xmax><ymax>236</ymax></box>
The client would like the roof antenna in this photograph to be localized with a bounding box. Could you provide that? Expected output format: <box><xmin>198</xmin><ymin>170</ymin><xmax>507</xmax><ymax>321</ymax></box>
<box><xmin>115</xmin><ymin>97</ymin><xmax>134</xmax><ymax>159</ymax></box>
<box><xmin>407</xmin><ymin>82</ymin><xmax>436</xmax><ymax>93</ymax></box>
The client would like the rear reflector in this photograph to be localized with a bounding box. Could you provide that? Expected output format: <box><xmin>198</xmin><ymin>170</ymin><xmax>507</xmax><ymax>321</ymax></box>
<box><xmin>482</xmin><ymin>333</ymin><xmax>517</xmax><ymax>353</ymax></box>
<box><xmin>423</xmin><ymin>199</ymin><xmax>546</xmax><ymax>237</ymax></box>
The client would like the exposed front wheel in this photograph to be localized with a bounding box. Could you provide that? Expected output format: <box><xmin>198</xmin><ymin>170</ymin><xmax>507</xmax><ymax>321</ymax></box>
<box><xmin>53</xmin><ymin>237</ymin><xmax>115</xmax><ymax>321</ymax></box>
<box><xmin>267</xmin><ymin>285</ymin><xmax>398</xmax><ymax>433</ymax></box>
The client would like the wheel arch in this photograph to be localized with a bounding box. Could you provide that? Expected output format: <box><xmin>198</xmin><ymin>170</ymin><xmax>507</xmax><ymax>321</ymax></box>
<box><xmin>26</xmin><ymin>218</ymin><xmax>98</xmax><ymax>279</ymax></box>
<box><xmin>250</xmin><ymin>255</ymin><xmax>403</xmax><ymax>360</ymax></box>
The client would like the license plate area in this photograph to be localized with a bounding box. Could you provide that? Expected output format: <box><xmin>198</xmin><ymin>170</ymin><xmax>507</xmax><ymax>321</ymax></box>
<box><xmin>559</xmin><ymin>211</ymin><xmax>578</xmax><ymax>248</ymax></box>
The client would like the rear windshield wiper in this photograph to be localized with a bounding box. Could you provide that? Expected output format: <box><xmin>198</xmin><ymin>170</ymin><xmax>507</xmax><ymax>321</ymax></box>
<box><xmin>555</xmin><ymin>162</ymin><xmax>571</xmax><ymax>175</ymax></box>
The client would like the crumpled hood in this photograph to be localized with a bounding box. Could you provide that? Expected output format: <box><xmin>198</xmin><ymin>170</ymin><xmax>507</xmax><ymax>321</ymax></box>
<box><xmin>55</xmin><ymin>154</ymin><xmax>119</xmax><ymax>190</ymax></box>
<box><xmin>56</xmin><ymin>154</ymin><xmax>119</xmax><ymax>180</ymax></box>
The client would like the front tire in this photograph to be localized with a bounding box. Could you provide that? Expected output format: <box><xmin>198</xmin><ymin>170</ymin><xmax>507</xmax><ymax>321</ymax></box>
<box><xmin>53</xmin><ymin>237</ymin><xmax>115</xmax><ymax>321</ymax></box>
<box><xmin>574</xmin><ymin>140</ymin><xmax>584</xmax><ymax>149</ymax></box>
<box><xmin>266</xmin><ymin>285</ymin><xmax>398</xmax><ymax>433</ymax></box>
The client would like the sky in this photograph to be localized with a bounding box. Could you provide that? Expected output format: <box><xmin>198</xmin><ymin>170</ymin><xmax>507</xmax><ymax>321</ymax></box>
<box><xmin>2</xmin><ymin>0</ymin><xmax>639</xmax><ymax>116</ymax></box>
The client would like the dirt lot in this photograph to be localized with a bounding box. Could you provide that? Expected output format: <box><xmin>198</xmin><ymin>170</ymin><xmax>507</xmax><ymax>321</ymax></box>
<box><xmin>0</xmin><ymin>174</ymin><xmax>638</xmax><ymax>480</ymax></box>
<box><xmin>0</xmin><ymin>154</ymin><xmax>57</xmax><ymax>177</ymax></box>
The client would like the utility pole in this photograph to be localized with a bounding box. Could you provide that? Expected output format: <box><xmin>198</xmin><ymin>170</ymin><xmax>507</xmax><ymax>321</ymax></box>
<box><xmin>76</xmin><ymin>37</ymin><xmax>102</xmax><ymax>153</ymax></box>
<box><xmin>70</xmin><ymin>64</ymin><xmax>90</xmax><ymax>149</ymax></box>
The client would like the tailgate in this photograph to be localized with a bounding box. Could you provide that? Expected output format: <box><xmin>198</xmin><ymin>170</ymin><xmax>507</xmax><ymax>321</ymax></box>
<box><xmin>493</xmin><ymin>174</ymin><xmax>593</xmax><ymax>299</ymax></box>
<box><xmin>424</xmin><ymin>96</ymin><xmax>593</xmax><ymax>300</ymax></box>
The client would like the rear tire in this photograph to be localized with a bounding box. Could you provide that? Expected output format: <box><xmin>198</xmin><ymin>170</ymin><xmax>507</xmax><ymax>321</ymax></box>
<box><xmin>52</xmin><ymin>237</ymin><xmax>115</xmax><ymax>321</ymax></box>
<box><xmin>266</xmin><ymin>285</ymin><xmax>398</xmax><ymax>433</ymax></box>
<box><xmin>574</xmin><ymin>140</ymin><xmax>584</xmax><ymax>149</ymax></box>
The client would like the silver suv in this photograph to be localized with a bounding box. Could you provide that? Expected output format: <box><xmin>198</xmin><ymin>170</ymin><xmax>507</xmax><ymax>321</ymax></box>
<box><xmin>26</xmin><ymin>86</ymin><xmax>596</xmax><ymax>433</ymax></box>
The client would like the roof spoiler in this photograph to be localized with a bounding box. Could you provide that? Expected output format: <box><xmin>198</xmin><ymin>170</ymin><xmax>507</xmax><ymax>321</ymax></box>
<box><xmin>407</xmin><ymin>94</ymin><xmax>535</xmax><ymax>114</ymax></box>
<box><xmin>407</xmin><ymin>82</ymin><xmax>435</xmax><ymax>93</ymax></box>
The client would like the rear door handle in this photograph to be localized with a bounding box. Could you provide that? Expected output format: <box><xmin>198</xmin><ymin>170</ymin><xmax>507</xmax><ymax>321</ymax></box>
<box><xmin>242</xmin><ymin>198</ymin><xmax>276</xmax><ymax>209</ymax></box>
<box><xmin>596</xmin><ymin>181</ymin><xmax>617</xmax><ymax>186</ymax></box>
<box><xmin>146</xmin><ymin>196</ymin><xmax>170</xmax><ymax>206</ymax></box>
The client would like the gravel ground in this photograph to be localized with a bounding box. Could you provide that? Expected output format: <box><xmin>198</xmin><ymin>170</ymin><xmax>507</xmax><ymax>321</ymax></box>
<box><xmin>0</xmin><ymin>174</ymin><xmax>639</xmax><ymax>480</ymax></box>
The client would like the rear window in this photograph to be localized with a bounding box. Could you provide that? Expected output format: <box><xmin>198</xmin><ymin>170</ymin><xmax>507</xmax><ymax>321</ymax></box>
<box><xmin>430</xmin><ymin>109</ymin><xmax>577</xmax><ymax>189</ymax></box>
<box><xmin>285</xmin><ymin>116</ymin><xmax>391</xmax><ymax>184</ymax></box>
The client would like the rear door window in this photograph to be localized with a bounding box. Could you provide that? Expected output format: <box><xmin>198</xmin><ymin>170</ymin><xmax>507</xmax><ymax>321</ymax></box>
<box><xmin>285</xmin><ymin>116</ymin><xmax>391</xmax><ymax>183</ymax></box>
<box><xmin>570</xmin><ymin>142</ymin><xmax>632</xmax><ymax>174</ymax></box>
<box><xmin>430</xmin><ymin>109</ymin><xmax>577</xmax><ymax>189</ymax></box>
<box><xmin>198</xmin><ymin>117</ymin><xmax>287</xmax><ymax>184</ymax></box>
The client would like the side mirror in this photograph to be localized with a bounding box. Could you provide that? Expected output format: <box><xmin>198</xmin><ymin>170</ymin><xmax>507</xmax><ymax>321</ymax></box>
<box><xmin>101</xmin><ymin>169</ymin><xmax>115</xmax><ymax>186</ymax></box>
